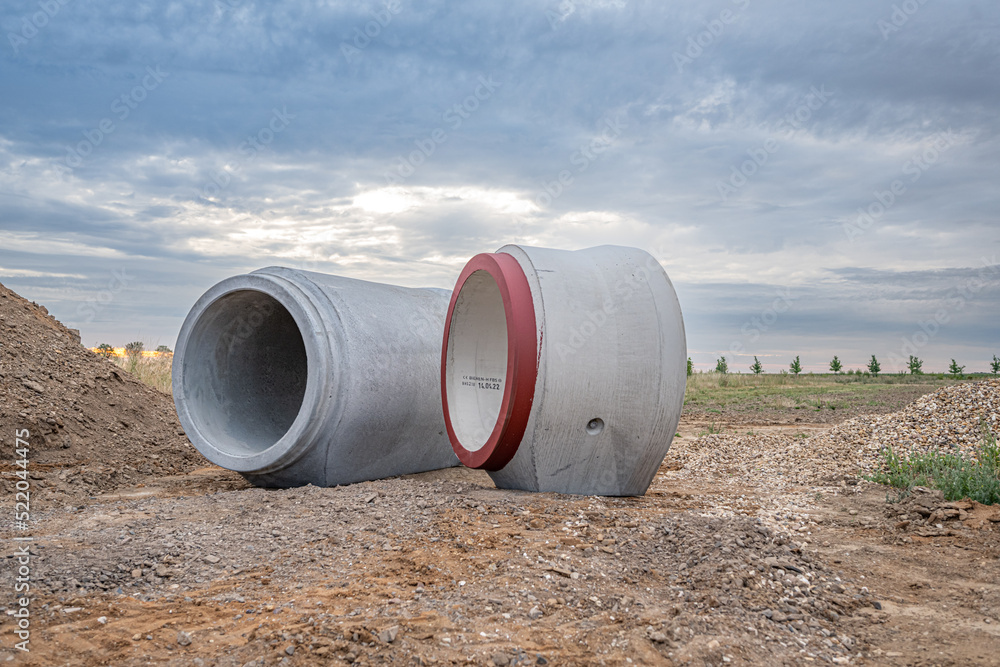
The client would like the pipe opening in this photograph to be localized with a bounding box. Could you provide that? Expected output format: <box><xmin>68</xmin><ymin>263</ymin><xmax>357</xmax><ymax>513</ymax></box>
<box><xmin>444</xmin><ymin>270</ymin><xmax>508</xmax><ymax>452</ymax></box>
<box><xmin>182</xmin><ymin>290</ymin><xmax>308</xmax><ymax>457</ymax></box>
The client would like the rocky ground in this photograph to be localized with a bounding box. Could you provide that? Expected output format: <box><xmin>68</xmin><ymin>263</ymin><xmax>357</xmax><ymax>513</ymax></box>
<box><xmin>2</xmin><ymin>284</ymin><xmax>1000</xmax><ymax>665</ymax></box>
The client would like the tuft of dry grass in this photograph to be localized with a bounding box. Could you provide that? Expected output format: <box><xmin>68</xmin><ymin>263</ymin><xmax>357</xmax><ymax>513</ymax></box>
<box><xmin>110</xmin><ymin>353</ymin><xmax>173</xmax><ymax>394</ymax></box>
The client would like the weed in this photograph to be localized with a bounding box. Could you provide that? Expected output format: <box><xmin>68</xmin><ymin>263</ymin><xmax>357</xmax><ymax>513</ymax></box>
<box><xmin>867</xmin><ymin>420</ymin><xmax>1000</xmax><ymax>505</ymax></box>
<box><xmin>699</xmin><ymin>422</ymin><xmax>724</xmax><ymax>436</ymax></box>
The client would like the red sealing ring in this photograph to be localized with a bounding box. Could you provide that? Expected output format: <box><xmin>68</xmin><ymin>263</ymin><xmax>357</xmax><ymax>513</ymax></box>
<box><xmin>441</xmin><ymin>252</ymin><xmax>538</xmax><ymax>470</ymax></box>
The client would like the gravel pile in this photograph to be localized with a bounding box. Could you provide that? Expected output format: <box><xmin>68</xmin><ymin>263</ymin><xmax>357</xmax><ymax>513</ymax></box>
<box><xmin>671</xmin><ymin>380</ymin><xmax>1000</xmax><ymax>488</ymax></box>
<box><xmin>0</xmin><ymin>281</ymin><xmax>202</xmax><ymax>505</ymax></box>
<box><xmin>813</xmin><ymin>379</ymin><xmax>999</xmax><ymax>474</ymax></box>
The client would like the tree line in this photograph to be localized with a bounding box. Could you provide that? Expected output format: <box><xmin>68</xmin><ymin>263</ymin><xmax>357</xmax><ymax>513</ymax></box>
<box><xmin>686</xmin><ymin>354</ymin><xmax>1000</xmax><ymax>377</ymax></box>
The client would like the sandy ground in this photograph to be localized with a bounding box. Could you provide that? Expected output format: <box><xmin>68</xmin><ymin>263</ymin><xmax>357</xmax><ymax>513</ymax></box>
<box><xmin>3</xmin><ymin>409</ymin><xmax>1000</xmax><ymax>667</ymax></box>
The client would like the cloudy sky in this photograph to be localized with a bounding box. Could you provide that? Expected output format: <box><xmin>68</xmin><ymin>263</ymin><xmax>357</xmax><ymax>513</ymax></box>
<box><xmin>1</xmin><ymin>0</ymin><xmax>997</xmax><ymax>373</ymax></box>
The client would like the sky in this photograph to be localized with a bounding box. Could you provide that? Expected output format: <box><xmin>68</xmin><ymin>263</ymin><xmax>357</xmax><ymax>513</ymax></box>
<box><xmin>0</xmin><ymin>0</ymin><xmax>997</xmax><ymax>373</ymax></box>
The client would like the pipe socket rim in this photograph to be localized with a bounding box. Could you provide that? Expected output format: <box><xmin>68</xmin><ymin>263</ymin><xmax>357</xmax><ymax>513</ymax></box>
<box><xmin>441</xmin><ymin>252</ymin><xmax>538</xmax><ymax>470</ymax></box>
<box><xmin>172</xmin><ymin>271</ymin><xmax>335</xmax><ymax>473</ymax></box>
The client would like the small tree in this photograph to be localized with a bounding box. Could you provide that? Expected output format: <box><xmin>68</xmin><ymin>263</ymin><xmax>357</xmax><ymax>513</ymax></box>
<box><xmin>687</xmin><ymin>357</ymin><xmax>693</xmax><ymax>377</ymax></box>
<box><xmin>948</xmin><ymin>359</ymin><xmax>965</xmax><ymax>376</ymax></box>
<box><xmin>907</xmin><ymin>355</ymin><xmax>923</xmax><ymax>374</ymax></box>
<box><xmin>96</xmin><ymin>343</ymin><xmax>114</xmax><ymax>358</ymax></box>
<box><xmin>991</xmin><ymin>354</ymin><xmax>1000</xmax><ymax>375</ymax></box>
<box><xmin>868</xmin><ymin>355</ymin><xmax>881</xmax><ymax>377</ymax></box>
<box><xmin>829</xmin><ymin>355</ymin><xmax>842</xmax><ymax>374</ymax></box>
<box><xmin>125</xmin><ymin>341</ymin><xmax>144</xmax><ymax>358</ymax></box>
<box><xmin>750</xmin><ymin>356</ymin><xmax>763</xmax><ymax>375</ymax></box>
<box><xmin>789</xmin><ymin>356</ymin><xmax>802</xmax><ymax>376</ymax></box>
<box><xmin>156</xmin><ymin>345</ymin><xmax>172</xmax><ymax>354</ymax></box>
<box><xmin>715</xmin><ymin>356</ymin><xmax>728</xmax><ymax>374</ymax></box>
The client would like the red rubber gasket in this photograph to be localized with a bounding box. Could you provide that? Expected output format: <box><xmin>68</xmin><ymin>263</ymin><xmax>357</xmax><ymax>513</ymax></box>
<box><xmin>441</xmin><ymin>252</ymin><xmax>538</xmax><ymax>470</ymax></box>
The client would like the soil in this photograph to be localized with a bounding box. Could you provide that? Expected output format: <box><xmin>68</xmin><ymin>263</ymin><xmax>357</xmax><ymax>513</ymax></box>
<box><xmin>2</xmin><ymin>283</ymin><xmax>1000</xmax><ymax>666</ymax></box>
<box><xmin>0</xmin><ymin>281</ymin><xmax>201</xmax><ymax>508</ymax></box>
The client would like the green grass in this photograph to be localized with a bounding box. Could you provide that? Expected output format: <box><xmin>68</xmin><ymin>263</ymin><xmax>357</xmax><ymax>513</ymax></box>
<box><xmin>867</xmin><ymin>421</ymin><xmax>1000</xmax><ymax>505</ymax></box>
<box><xmin>683</xmin><ymin>372</ymin><xmax>975</xmax><ymax>416</ymax></box>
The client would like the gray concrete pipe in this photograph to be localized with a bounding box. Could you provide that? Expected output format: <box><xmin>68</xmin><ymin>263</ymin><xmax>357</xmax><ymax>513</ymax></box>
<box><xmin>441</xmin><ymin>245</ymin><xmax>687</xmax><ymax>496</ymax></box>
<box><xmin>172</xmin><ymin>267</ymin><xmax>459</xmax><ymax>487</ymax></box>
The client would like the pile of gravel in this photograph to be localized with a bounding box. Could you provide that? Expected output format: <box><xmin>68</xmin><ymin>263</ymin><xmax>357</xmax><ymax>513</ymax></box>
<box><xmin>670</xmin><ymin>380</ymin><xmax>999</xmax><ymax>489</ymax></box>
<box><xmin>813</xmin><ymin>379</ymin><xmax>999</xmax><ymax>475</ymax></box>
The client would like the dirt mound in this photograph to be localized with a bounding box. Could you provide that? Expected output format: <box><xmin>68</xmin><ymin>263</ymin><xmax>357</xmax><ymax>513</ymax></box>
<box><xmin>0</xmin><ymin>281</ymin><xmax>203</xmax><ymax>506</ymax></box>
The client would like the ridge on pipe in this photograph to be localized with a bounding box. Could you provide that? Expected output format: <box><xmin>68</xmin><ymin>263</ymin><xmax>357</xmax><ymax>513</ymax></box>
<box><xmin>441</xmin><ymin>245</ymin><xmax>687</xmax><ymax>496</ymax></box>
<box><xmin>173</xmin><ymin>267</ymin><xmax>458</xmax><ymax>487</ymax></box>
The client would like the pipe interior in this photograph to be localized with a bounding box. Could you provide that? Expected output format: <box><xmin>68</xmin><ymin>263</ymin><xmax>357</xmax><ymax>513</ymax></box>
<box><xmin>445</xmin><ymin>270</ymin><xmax>508</xmax><ymax>452</ymax></box>
<box><xmin>182</xmin><ymin>290</ymin><xmax>308</xmax><ymax>457</ymax></box>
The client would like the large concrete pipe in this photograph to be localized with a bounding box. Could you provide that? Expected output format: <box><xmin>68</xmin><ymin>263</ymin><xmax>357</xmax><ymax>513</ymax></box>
<box><xmin>441</xmin><ymin>245</ymin><xmax>686</xmax><ymax>496</ymax></box>
<box><xmin>173</xmin><ymin>267</ymin><xmax>459</xmax><ymax>487</ymax></box>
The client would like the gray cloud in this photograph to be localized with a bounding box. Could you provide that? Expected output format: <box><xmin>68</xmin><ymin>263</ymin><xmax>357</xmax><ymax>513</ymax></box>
<box><xmin>0</xmin><ymin>0</ymin><xmax>997</xmax><ymax>370</ymax></box>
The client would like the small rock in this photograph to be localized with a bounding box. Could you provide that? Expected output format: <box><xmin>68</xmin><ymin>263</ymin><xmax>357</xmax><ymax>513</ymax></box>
<box><xmin>22</xmin><ymin>379</ymin><xmax>44</xmax><ymax>394</ymax></box>
<box><xmin>97</xmin><ymin>616</ymin><xmax>107</xmax><ymax>624</ymax></box>
<box><xmin>378</xmin><ymin>626</ymin><xmax>399</xmax><ymax>643</ymax></box>
<box><xmin>284</xmin><ymin>645</ymin><xmax>295</xmax><ymax>656</ymax></box>
<box><xmin>131</xmin><ymin>569</ymin><xmax>142</xmax><ymax>579</ymax></box>
<box><xmin>204</xmin><ymin>555</ymin><xmax>221</xmax><ymax>564</ymax></box>
<box><xmin>536</xmin><ymin>656</ymin><xmax>549</xmax><ymax>665</ymax></box>
<box><xmin>177</xmin><ymin>631</ymin><xmax>192</xmax><ymax>646</ymax></box>
<box><xmin>649</xmin><ymin>631</ymin><xmax>669</xmax><ymax>643</ymax></box>
<box><xmin>132</xmin><ymin>634</ymin><xmax>142</xmax><ymax>641</ymax></box>
<box><xmin>491</xmin><ymin>652</ymin><xmax>511</xmax><ymax>666</ymax></box>
<box><xmin>528</xmin><ymin>606</ymin><xmax>543</xmax><ymax>620</ymax></box>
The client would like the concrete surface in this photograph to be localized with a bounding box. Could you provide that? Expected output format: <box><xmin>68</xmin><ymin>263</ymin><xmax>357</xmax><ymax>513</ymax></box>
<box><xmin>442</xmin><ymin>245</ymin><xmax>687</xmax><ymax>496</ymax></box>
<box><xmin>173</xmin><ymin>266</ymin><xmax>459</xmax><ymax>487</ymax></box>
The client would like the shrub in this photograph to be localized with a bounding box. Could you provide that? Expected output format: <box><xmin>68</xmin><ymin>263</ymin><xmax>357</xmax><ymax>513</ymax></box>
<box><xmin>907</xmin><ymin>355</ymin><xmax>923</xmax><ymax>374</ymax></box>
<box><xmin>789</xmin><ymin>356</ymin><xmax>802</xmax><ymax>376</ymax></box>
<box><xmin>750</xmin><ymin>356</ymin><xmax>763</xmax><ymax>375</ymax></box>
<box><xmin>715</xmin><ymin>356</ymin><xmax>728</xmax><ymax>374</ymax></box>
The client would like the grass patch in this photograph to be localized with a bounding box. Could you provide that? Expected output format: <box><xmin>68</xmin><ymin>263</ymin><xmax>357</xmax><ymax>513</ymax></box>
<box><xmin>683</xmin><ymin>372</ymin><xmax>976</xmax><ymax>416</ymax></box>
<box><xmin>110</xmin><ymin>353</ymin><xmax>173</xmax><ymax>395</ymax></box>
<box><xmin>867</xmin><ymin>421</ymin><xmax>1000</xmax><ymax>505</ymax></box>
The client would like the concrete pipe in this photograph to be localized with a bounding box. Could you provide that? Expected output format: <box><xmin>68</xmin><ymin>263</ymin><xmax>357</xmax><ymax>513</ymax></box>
<box><xmin>441</xmin><ymin>245</ymin><xmax>686</xmax><ymax>496</ymax></box>
<box><xmin>173</xmin><ymin>267</ymin><xmax>459</xmax><ymax>487</ymax></box>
